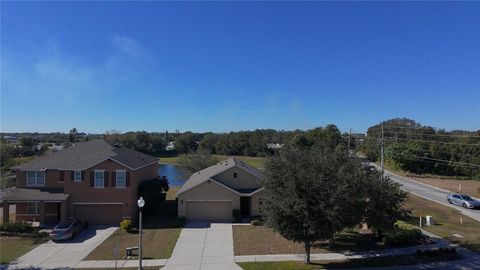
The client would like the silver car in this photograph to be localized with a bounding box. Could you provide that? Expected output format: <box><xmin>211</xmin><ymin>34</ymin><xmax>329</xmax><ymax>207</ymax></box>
<box><xmin>49</xmin><ymin>220</ymin><xmax>88</xmax><ymax>241</ymax></box>
<box><xmin>447</xmin><ymin>193</ymin><xmax>480</xmax><ymax>209</ymax></box>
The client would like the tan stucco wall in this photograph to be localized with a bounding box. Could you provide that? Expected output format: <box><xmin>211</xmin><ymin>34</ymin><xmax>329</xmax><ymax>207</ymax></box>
<box><xmin>177</xmin><ymin>181</ymin><xmax>240</xmax><ymax>217</ymax></box>
<box><xmin>213</xmin><ymin>167</ymin><xmax>262</xmax><ymax>190</ymax></box>
<box><xmin>251</xmin><ymin>190</ymin><xmax>265</xmax><ymax>216</ymax></box>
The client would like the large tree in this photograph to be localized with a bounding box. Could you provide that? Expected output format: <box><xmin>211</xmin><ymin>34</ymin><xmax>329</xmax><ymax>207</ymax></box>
<box><xmin>261</xmin><ymin>145</ymin><xmax>405</xmax><ymax>264</ymax></box>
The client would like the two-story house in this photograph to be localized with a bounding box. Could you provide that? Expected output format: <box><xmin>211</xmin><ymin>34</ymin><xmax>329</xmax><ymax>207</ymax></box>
<box><xmin>177</xmin><ymin>157</ymin><xmax>264</xmax><ymax>221</ymax></box>
<box><xmin>2</xmin><ymin>139</ymin><xmax>158</xmax><ymax>225</ymax></box>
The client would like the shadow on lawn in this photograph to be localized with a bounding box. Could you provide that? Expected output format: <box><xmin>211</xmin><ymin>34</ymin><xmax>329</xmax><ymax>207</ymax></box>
<box><xmin>310</xmin><ymin>231</ymin><xmax>385</xmax><ymax>253</ymax></box>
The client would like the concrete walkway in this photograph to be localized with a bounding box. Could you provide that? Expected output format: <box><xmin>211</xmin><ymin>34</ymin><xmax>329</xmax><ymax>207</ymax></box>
<box><xmin>8</xmin><ymin>226</ymin><xmax>117</xmax><ymax>269</ymax></box>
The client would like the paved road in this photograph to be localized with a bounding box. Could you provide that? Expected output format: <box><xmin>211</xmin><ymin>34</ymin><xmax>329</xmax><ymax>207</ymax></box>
<box><xmin>370</xmin><ymin>163</ymin><xmax>480</xmax><ymax>223</ymax></box>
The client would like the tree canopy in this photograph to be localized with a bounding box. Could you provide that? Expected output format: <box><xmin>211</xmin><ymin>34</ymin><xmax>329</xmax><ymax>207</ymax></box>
<box><xmin>359</xmin><ymin>118</ymin><xmax>480</xmax><ymax>179</ymax></box>
<box><xmin>176</xmin><ymin>150</ymin><xmax>219</xmax><ymax>178</ymax></box>
<box><xmin>262</xmin><ymin>144</ymin><xmax>406</xmax><ymax>264</ymax></box>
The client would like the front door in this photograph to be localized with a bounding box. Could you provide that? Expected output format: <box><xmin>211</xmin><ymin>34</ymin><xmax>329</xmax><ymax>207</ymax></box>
<box><xmin>56</xmin><ymin>203</ymin><xmax>61</xmax><ymax>223</ymax></box>
<box><xmin>240</xmin><ymin>197</ymin><xmax>250</xmax><ymax>217</ymax></box>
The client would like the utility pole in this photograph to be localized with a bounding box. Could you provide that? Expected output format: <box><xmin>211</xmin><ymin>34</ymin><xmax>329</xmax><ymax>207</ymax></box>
<box><xmin>348</xmin><ymin>128</ymin><xmax>352</xmax><ymax>153</ymax></box>
<box><xmin>380</xmin><ymin>122</ymin><xmax>384</xmax><ymax>177</ymax></box>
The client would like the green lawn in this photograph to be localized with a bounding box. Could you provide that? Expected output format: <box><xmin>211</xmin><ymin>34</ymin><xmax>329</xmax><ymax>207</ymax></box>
<box><xmin>159</xmin><ymin>155</ymin><xmax>266</xmax><ymax>169</ymax></box>
<box><xmin>0</xmin><ymin>236</ymin><xmax>48</xmax><ymax>264</ymax></box>
<box><xmin>237</xmin><ymin>252</ymin><xmax>461</xmax><ymax>270</ymax></box>
<box><xmin>166</xmin><ymin>186</ymin><xmax>180</xmax><ymax>201</ymax></box>
<box><xmin>158</xmin><ymin>156</ymin><xmax>180</xmax><ymax>165</ymax></box>
<box><xmin>233</xmin><ymin>225</ymin><xmax>387</xmax><ymax>256</ymax></box>
<box><xmin>404</xmin><ymin>194</ymin><xmax>480</xmax><ymax>252</ymax></box>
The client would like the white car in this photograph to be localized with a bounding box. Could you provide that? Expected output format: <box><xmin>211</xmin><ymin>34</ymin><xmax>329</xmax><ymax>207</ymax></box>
<box><xmin>447</xmin><ymin>193</ymin><xmax>480</xmax><ymax>209</ymax></box>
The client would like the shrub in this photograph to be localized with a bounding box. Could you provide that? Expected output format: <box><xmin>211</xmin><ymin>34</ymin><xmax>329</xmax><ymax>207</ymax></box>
<box><xmin>0</xmin><ymin>221</ymin><xmax>33</xmax><ymax>233</ymax></box>
<box><xmin>415</xmin><ymin>247</ymin><xmax>458</xmax><ymax>258</ymax></box>
<box><xmin>251</xmin><ymin>217</ymin><xmax>264</xmax><ymax>226</ymax></box>
<box><xmin>385</xmin><ymin>221</ymin><xmax>424</xmax><ymax>246</ymax></box>
<box><xmin>232</xmin><ymin>209</ymin><xmax>241</xmax><ymax>223</ymax></box>
<box><xmin>173</xmin><ymin>217</ymin><xmax>186</xmax><ymax>228</ymax></box>
<box><xmin>120</xmin><ymin>219</ymin><xmax>133</xmax><ymax>232</ymax></box>
<box><xmin>138</xmin><ymin>176</ymin><xmax>169</xmax><ymax>217</ymax></box>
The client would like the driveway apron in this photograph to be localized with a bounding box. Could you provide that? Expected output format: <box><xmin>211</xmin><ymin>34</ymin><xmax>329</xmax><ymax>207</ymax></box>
<box><xmin>163</xmin><ymin>222</ymin><xmax>242</xmax><ymax>270</ymax></box>
<box><xmin>9</xmin><ymin>226</ymin><xmax>117</xmax><ymax>269</ymax></box>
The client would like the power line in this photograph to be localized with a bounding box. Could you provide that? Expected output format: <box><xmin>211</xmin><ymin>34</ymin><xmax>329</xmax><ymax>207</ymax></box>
<box><xmin>384</xmin><ymin>137</ymin><xmax>480</xmax><ymax>146</ymax></box>
<box><xmin>384</xmin><ymin>151</ymin><xmax>480</xmax><ymax>168</ymax></box>
<box><xmin>367</xmin><ymin>131</ymin><xmax>480</xmax><ymax>138</ymax></box>
<box><xmin>369</xmin><ymin>124</ymin><xmax>478</xmax><ymax>133</ymax></box>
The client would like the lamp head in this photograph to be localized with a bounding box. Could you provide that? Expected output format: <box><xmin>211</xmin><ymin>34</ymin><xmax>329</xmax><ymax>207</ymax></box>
<box><xmin>137</xmin><ymin>196</ymin><xmax>145</xmax><ymax>208</ymax></box>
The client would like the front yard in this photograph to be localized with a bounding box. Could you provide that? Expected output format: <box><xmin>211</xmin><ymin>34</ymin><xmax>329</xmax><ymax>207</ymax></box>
<box><xmin>84</xmin><ymin>226</ymin><xmax>180</xmax><ymax>260</ymax></box>
<box><xmin>233</xmin><ymin>225</ymin><xmax>387</xmax><ymax>256</ymax></box>
<box><xmin>0</xmin><ymin>236</ymin><xmax>48</xmax><ymax>264</ymax></box>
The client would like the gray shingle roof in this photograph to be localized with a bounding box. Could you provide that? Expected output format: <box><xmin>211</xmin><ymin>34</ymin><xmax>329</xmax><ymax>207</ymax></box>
<box><xmin>177</xmin><ymin>157</ymin><xmax>263</xmax><ymax>195</ymax></box>
<box><xmin>12</xmin><ymin>140</ymin><xmax>158</xmax><ymax>171</ymax></box>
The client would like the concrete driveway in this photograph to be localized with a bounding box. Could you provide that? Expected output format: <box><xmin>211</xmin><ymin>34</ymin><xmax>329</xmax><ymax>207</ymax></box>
<box><xmin>9</xmin><ymin>225</ymin><xmax>117</xmax><ymax>269</ymax></box>
<box><xmin>163</xmin><ymin>222</ymin><xmax>242</xmax><ymax>270</ymax></box>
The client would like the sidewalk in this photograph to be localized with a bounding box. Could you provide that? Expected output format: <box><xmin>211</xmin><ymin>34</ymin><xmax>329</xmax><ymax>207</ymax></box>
<box><xmin>70</xmin><ymin>227</ymin><xmax>455</xmax><ymax>269</ymax></box>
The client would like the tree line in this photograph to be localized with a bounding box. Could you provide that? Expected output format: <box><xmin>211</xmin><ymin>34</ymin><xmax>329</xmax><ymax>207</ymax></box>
<box><xmin>359</xmin><ymin>118</ymin><xmax>480</xmax><ymax>179</ymax></box>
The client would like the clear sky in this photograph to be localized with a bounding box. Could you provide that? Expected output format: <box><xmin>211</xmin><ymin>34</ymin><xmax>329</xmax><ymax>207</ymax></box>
<box><xmin>1</xmin><ymin>1</ymin><xmax>479</xmax><ymax>134</ymax></box>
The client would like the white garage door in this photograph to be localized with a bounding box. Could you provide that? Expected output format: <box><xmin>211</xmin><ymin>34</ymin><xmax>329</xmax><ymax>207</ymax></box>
<box><xmin>186</xmin><ymin>201</ymin><xmax>232</xmax><ymax>221</ymax></box>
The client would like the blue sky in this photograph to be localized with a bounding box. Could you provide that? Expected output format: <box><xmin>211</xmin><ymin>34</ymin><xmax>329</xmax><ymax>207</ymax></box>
<box><xmin>1</xmin><ymin>1</ymin><xmax>479</xmax><ymax>133</ymax></box>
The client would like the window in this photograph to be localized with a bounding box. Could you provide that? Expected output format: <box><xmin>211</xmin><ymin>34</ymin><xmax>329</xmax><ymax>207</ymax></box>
<box><xmin>116</xmin><ymin>170</ymin><xmax>126</xmax><ymax>188</ymax></box>
<box><xmin>26</xmin><ymin>171</ymin><xmax>45</xmax><ymax>186</ymax></box>
<box><xmin>233</xmin><ymin>172</ymin><xmax>238</xmax><ymax>178</ymax></box>
<box><xmin>74</xmin><ymin>171</ymin><xmax>82</xmax><ymax>182</ymax></box>
<box><xmin>94</xmin><ymin>170</ymin><xmax>104</xmax><ymax>188</ymax></box>
<box><xmin>27</xmin><ymin>202</ymin><xmax>40</xmax><ymax>215</ymax></box>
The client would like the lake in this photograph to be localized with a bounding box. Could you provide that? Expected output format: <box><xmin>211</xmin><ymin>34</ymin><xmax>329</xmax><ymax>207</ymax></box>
<box><xmin>158</xmin><ymin>164</ymin><xmax>186</xmax><ymax>187</ymax></box>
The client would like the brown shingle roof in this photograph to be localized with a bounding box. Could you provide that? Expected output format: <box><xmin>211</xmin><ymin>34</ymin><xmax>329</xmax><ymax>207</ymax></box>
<box><xmin>12</xmin><ymin>140</ymin><xmax>157</xmax><ymax>171</ymax></box>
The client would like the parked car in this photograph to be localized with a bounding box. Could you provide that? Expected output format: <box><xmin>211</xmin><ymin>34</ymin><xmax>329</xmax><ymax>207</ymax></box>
<box><xmin>49</xmin><ymin>220</ymin><xmax>88</xmax><ymax>241</ymax></box>
<box><xmin>447</xmin><ymin>193</ymin><xmax>480</xmax><ymax>209</ymax></box>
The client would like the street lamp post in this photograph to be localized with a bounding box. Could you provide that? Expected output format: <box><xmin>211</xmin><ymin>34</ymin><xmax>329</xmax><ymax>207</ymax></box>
<box><xmin>137</xmin><ymin>197</ymin><xmax>145</xmax><ymax>270</ymax></box>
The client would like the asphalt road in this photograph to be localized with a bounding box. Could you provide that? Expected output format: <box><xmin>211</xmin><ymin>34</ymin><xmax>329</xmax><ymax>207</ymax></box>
<box><xmin>370</xmin><ymin>163</ymin><xmax>480</xmax><ymax>223</ymax></box>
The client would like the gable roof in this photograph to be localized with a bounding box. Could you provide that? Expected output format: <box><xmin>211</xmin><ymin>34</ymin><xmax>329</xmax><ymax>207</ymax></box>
<box><xmin>12</xmin><ymin>139</ymin><xmax>158</xmax><ymax>171</ymax></box>
<box><xmin>177</xmin><ymin>157</ymin><xmax>263</xmax><ymax>195</ymax></box>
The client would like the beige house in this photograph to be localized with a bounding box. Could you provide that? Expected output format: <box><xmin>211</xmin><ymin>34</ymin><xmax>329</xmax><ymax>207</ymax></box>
<box><xmin>177</xmin><ymin>157</ymin><xmax>264</xmax><ymax>221</ymax></box>
<box><xmin>3</xmin><ymin>140</ymin><xmax>158</xmax><ymax>225</ymax></box>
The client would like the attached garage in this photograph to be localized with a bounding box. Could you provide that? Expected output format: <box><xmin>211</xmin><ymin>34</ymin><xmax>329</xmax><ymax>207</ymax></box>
<box><xmin>74</xmin><ymin>204</ymin><xmax>122</xmax><ymax>224</ymax></box>
<box><xmin>186</xmin><ymin>201</ymin><xmax>232</xmax><ymax>221</ymax></box>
